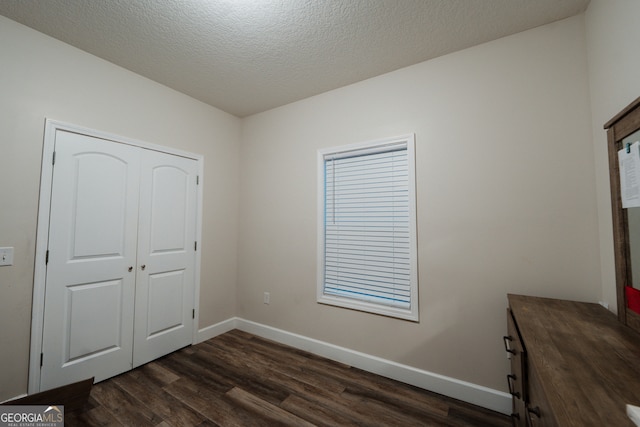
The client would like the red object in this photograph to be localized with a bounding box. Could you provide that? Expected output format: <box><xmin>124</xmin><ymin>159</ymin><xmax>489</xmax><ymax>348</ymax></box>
<box><xmin>626</xmin><ymin>286</ymin><xmax>640</xmax><ymax>315</ymax></box>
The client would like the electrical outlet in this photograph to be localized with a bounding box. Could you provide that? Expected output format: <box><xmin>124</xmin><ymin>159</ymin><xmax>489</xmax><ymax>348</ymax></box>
<box><xmin>263</xmin><ymin>292</ymin><xmax>270</xmax><ymax>304</ymax></box>
<box><xmin>0</xmin><ymin>247</ymin><xmax>14</xmax><ymax>266</ymax></box>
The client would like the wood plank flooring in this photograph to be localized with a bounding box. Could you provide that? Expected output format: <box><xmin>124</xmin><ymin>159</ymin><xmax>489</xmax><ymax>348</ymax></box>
<box><xmin>66</xmin><ymin>329</ymin><xmax>511</xmax><ymax>426</ymax></box>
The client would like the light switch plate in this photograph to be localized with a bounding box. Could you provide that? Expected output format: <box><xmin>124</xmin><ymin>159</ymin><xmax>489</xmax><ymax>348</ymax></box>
<box><xmin>0</xmin><ymin>247</ymin><xmax>14</xmax><ymax>266</ymax></box>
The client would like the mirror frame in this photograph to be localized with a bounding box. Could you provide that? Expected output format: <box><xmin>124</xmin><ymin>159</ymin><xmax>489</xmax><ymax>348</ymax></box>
<box><xmin>605</xmin><ymin>95</ymin><xmax>640</xmax><ymax>333</ymax></box>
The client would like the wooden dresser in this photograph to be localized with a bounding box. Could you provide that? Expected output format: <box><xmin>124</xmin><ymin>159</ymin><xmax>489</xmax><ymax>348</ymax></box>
<box><xmin>505</xmin><ymin>294</ymin><xmax>640</xmax><ymax>426</ymax></box>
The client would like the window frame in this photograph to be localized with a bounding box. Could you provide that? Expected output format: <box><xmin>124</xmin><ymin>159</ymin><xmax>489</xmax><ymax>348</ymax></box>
<box><xmin>316</xmin><ymin>134</ymin><xmax>419</xmax><ymax>321</ymax></box>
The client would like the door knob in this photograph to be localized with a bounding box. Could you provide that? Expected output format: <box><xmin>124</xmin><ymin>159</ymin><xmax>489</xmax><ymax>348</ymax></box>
<box><xmin>141</xmin><ymin>265</ymin><xmax>146</xmax><ymax>270</ymax></box>
<box><xmin>128</xmin><ymin>266</ymin><xmax>133</xmax><ymax>272</ymax></box>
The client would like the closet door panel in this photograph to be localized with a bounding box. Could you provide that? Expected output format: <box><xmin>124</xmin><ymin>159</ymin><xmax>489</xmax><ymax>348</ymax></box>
<box><xmin>133</xmin><ymin>151</ymin><xmax>198</xmax><ymax>367</ymax></box>
<box><xmin>147</xmin><ymin>270</ymin><xmax>186</xmax><ymax>335</ymax></box>
<box><xmin>41</xmin><ymin>131</ymin><xmax>140</xmax><ymax>390</ymax></box>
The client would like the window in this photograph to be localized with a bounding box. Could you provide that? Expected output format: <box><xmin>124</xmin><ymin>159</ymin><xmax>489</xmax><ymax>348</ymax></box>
<box><xmin>317</xmin><ymin>134</ymin><xmax>418</xmax><ymax>321</ymax></box>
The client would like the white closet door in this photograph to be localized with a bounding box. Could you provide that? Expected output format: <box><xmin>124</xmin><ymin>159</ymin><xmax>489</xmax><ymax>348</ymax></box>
<box><xmin>41</xmin><ymin>131</ymin><xmax>140</xmax><ymax>390</ymax></box>
<box><xmin>133</xmin><ymin>150</ymin><xmax>198</xmax><ymax>367</ymax></box>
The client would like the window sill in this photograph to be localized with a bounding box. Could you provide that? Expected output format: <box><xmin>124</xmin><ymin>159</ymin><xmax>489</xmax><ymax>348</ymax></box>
<box><xmin>317</xmin><ymin>294</ymin><xmax>419</xmax><ymax>322</ymax></box>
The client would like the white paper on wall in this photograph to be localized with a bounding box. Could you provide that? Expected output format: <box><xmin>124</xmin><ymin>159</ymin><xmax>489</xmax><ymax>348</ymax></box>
<box><xmin>618</xmin><ymin>141</ymin><xmax>640</xmax><ymax>208</ymax></box>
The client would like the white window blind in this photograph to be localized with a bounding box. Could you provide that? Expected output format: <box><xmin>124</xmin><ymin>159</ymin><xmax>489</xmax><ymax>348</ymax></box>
<box><xmin>318</xmin><ymin>135</ymin><xmax>418</xmax><ymax>321</ymax></box>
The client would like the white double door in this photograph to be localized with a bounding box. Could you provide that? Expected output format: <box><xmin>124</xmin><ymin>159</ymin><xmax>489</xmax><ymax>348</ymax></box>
<box><xmin>40</xmin><ymin>130</ymin><xmax>198</xmax><ymax>390</ymax></box>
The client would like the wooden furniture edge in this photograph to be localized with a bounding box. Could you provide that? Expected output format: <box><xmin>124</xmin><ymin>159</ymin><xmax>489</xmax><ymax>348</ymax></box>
<box><xmin>2</xmin><ymin>377</ymin><xmax>94</xmax><ymax>413</ymax></box>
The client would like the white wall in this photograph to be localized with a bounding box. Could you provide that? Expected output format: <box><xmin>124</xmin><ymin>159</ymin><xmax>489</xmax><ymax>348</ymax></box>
<box><xmin>585</xmin><ymin>0</ymin><xmax>640</xmax><ymax>311</ymax></box>
<box><xmin>0</xmin><ymin>16</ymin><xmax>241</xmax><ymax>402</ymax></box>
<box><xmin>238</xmin><ymin>15</ymin><xmax>599</xmax><ymax>393</ymax></box>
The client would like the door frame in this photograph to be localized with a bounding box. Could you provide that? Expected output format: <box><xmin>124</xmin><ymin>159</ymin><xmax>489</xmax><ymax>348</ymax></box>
<box><xmin>29</xmin><ymin>119</ymin><xmax>204</xmax><ymax>393</ymax></box>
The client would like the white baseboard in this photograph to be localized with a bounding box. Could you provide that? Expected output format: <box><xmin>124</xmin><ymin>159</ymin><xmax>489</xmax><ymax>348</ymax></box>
<box><xmin>234</xmin><ymin>318</ymin><xmax>512</xmax><ymax>415</ymax></box>
<box><xmin>1</xmin><ymin>393</ymin><xmax>27</xmax><ymax>404</ymax></box>
<box><xmin>196</xmin><ymin>317</ymin><xmax>238</xmax><ymax>343</ymax></box>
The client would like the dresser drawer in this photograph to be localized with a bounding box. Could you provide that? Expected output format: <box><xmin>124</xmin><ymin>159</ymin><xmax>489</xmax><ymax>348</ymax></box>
<box><xmin>511</xmin><ymin>396</ymin><xmax>527</xmax><ymax>427</ymax></box>
<box><xmin>505</xmin><ymin>308</ymin><xmax>527</xmax><ymax>425</ymax></box>
<box><xmin>505</xmin><ymin>308</ymin><xmax>526</xmax><ymax>402</ymax></box>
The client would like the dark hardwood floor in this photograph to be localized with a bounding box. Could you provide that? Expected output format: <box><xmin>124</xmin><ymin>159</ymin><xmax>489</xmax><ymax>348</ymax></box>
<box><xmin>66</xmin><ymin>329</ymin><xmax>511</xmax><ymax>426</ymax></box>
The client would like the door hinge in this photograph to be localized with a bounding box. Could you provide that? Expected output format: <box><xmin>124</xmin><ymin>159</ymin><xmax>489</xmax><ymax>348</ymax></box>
<box><xmin>194</xmin><ymin>241</ymin><xmax>197</xmax><ymax>251</ymax></box>
<box><xmin>40</xmin><ymin>353</ymin><xmax>43</xmax><ymax>367</ymax></box>
<box><xmin>192</xmin><ymin>309</ymin><xmax>195</xmax><ymax>319</ymax></box>
<box><xmin>196</xmin><ymin>175</ymin><xmax>199</xmax><ymax>185</ymax></box>
<box><xmin>52</xmin><ymin>151</ymin><xmax>56</xmax><ymax>165</ymax></box>
<box><xmin>45</xmin><ymin>250</ymin><xmax>49</xmax><ymax>265</ymax></box>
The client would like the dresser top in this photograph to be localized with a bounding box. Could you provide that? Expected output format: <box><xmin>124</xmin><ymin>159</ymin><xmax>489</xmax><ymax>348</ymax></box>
<box><xmin>508</xmin><ymin>294</ymin><xmax>640</xmax><ymax>427</ymax></box>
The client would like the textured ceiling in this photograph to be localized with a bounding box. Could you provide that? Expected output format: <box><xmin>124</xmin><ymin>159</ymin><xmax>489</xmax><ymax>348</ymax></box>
<box><xmin>0</xmin><ymin>0</ymin><xmax>590</xmax><ymax>117</ymax></box>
